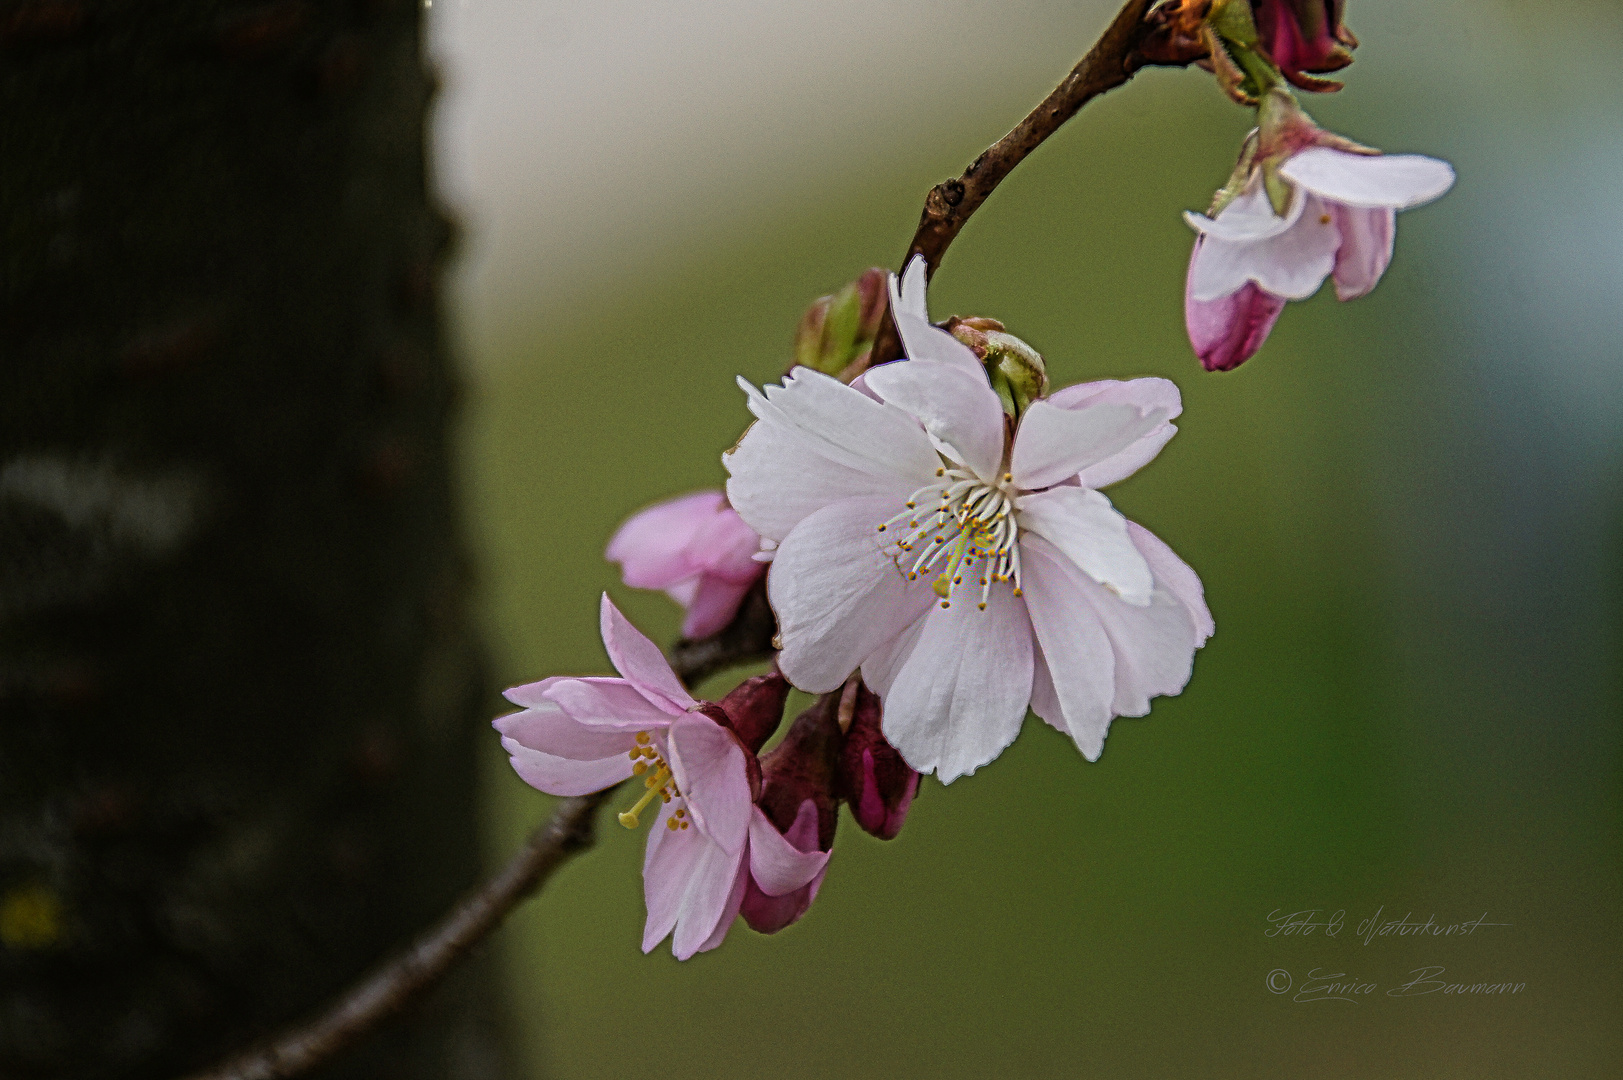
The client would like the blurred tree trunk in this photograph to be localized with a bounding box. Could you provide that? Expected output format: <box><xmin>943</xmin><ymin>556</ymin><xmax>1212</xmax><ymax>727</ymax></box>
<box><xmin>0</xmin><ymin>2</ymin><xmax>507</xmax><ymax>1077</ymax></box>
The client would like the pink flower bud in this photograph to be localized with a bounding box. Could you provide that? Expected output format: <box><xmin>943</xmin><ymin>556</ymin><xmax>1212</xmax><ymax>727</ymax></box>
<box><xmin>740</xmin><ymin>694</ymin><xmax>839</xmax><ymax>934</ymax></box>
<box><xmin>1251</xmin><ymin>0</ymin><xmax>1356</xmax><ymax>91</ymax></box>
<box><xmin>605</xmin><ymin>491</ymin><xmax>765</xmax><ymax>639</ymax></box>
<box><xmin>836</xmin><ymin>682</ymin><xmax>920</xmax><ymax>840</ymax></box>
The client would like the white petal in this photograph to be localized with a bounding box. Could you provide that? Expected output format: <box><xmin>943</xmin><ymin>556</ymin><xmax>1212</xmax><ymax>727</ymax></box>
<box><xmin>1010</xmin><ymin>399</ymin><xmax>1170</xmax><ymax>492</ymax></box>
<box><xmin>1280</xmin><ymin>147</ymin><xmax>1456</xmax><ymax>210</ymax></box>
<box><xmin>859</xmin><ymin>608</ymin><xmax>928</xmax><ymax>698</ymax></box>
<box><xmin>1018</xmin><ymin>534</ymin><xmax>1117</xmax><ymax>761</ymax></box>
<box><xmin>770</xmin><ymin>496</ymin><xmax>934</xmax><ymax>693</ymax></box>
<box><xmin>1127</xmin><ymin>520</ymin><xmax>1214</xmax><ymax>645</ymax></box>
<box><xmin>878</xmin><ymin>585</ymin><xmax>1034</xmax><ymax>784</ymax></box>
<box><xmin>1046</xmin><ymin>378</ymin><xmax>1182</xmax><ymax>489</ymax></box>
<box><xmin>1188</xmin><ymin>194</ymin><xmax>1340</xmax><ymax>303</ymax></box>
<box><xmin>888</xmin><ymin>259</ymin><xmax>983</xmax><ymax>375</ymax></box>
<box><xmin>1184</xmin><ymin>184</ymin><xmax>1304</xmax><ymax>243</ymax></box>
<box><xmin>864</xmin><ymin>359</ymin><xmax>1006</xmax><ymax>482</ymax></box>
<box><xmin>1072</xmin><ymin>562</ymin><xmax>1200</xmax><ymax>717</ymax></box>
<box><xmin>1016</xmin><ymin>487</ymin><xmax>1154</xmax><ymax>606</ymax></box>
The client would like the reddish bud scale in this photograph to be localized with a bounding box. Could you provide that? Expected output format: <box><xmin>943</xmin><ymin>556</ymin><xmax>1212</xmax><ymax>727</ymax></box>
<box><xmin>713</xmin><ymin>672</ymin><xmax>791</xmax><ymax>755</ymax></box>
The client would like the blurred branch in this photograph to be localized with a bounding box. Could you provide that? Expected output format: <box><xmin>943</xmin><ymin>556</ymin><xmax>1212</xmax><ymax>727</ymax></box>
<box><xmin>866</xmin><ymin>0</ymin><xmax>1208</xmax><ymax>368</ymax></box>
<box><xmin>177</xmin><ymin>601</ymin><xmax>777</xmax><ymax>1080</ymax></box>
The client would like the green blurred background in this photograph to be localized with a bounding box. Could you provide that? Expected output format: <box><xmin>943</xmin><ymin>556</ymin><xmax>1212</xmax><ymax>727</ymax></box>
<box><xmin>429</xmin><ymin>1</ymin><xmax>1620</xmax><ymax>1076</ymax></box>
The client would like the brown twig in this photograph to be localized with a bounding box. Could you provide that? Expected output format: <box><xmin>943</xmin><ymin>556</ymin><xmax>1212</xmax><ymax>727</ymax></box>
<box><xmin>865</xmin><ymin>0</ymin><xmax>1207</xmax><ymax>369</ymax></box>
<box><xmin>178</xmin><ymin>6</ymin><xmax>1208</xmax><ymax>1078</ymax></box>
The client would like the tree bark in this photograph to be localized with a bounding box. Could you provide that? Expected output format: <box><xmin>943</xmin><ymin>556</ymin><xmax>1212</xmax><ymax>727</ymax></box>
<box><xmin>0</xmin><ymin>2</ymin><xmax>504</xmax><ymax>1078</ymax></box>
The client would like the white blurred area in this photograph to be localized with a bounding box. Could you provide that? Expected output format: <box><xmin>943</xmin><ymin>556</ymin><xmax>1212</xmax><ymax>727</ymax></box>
<box><xmin>425</xmin><ymin>0</ymin><xmax>1118</xmax><ymax>369</ymax></box>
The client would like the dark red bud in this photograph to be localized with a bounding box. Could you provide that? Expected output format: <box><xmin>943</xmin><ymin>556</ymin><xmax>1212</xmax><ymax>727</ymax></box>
<box><xmin>712</xmin><ymin>672</ymin><xmax>791</xmax><ymax>755</ymax></box>
<box><xmin>741</xmin><ymin>693</ymin><xmax>841</xmax><ymax>934</ymax></box>
<box><xmin>1251</xmin><ymin>0</ymin><xmax>1354</xmax><ymax>88</ymax></box>
<box><xmin>836</xmin><ymin>683</ymin><xmax>920</xmax><ymax>840</ymax></box>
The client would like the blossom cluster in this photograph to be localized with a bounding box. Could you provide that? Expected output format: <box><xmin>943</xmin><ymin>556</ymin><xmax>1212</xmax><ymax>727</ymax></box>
<box><xmin>494</xmin><ymin>3</ymin><xmax>1453</xmax><ymax>959</ymax></box>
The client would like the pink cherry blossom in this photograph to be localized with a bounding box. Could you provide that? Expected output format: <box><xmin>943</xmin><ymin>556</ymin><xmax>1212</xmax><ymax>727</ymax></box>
<box><xmin>495</xmin><ymin>595</ymin><xmax>826</xmax><ymax>959</ymax></box>
<box><xmin>606</xmin><ymin>491</ymin><xmax>764</xmax><ymax>639</ymax></box>
<box><xmin>1184</xmin><ymin>145</ymin><xmax>1454</xmax><ymax>371</ymax></box>
<box><xmin>724</xmin><ymin>259</ymin><xmax>1213</xmax><ymax>783</ymax></box>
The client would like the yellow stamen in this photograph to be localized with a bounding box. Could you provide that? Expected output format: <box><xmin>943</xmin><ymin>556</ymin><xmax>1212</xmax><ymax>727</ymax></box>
<box><xmin>618</xmin><ymin>766</ymin><xmax>671</xmax><ymax>829</ymax></box>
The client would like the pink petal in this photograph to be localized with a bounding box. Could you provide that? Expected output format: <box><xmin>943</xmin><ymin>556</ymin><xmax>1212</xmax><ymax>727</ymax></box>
<box><xmin>500</xmin><ymin>737</ymin><xmax>633</xmax><ymax>796</ymax></box>
<box><xmin>680</xmin><ymin>574</ymin><xmax>756</xmax><ymax>640</ymax></box>
<box><xmin>1009</xmin><ymin>399</ymin><xmax>1169</xmax><ymax>492</ymax></box>
<box><xmin>1018</xmin><ymin>534</ymin><xmax>1117</xmax><ymax>761</ymax></box>
<box><xmin>494</xmin><ymin>700</ymin><xmax>639</xmax><ymax>760</ymax></box>
<box><xmin>599</xmin><ymin>594</ymin><xmax>696</xmax><ymax>713</ymax></box>
<box><xmin>543</xmin><ymin>678</ymin><xmax>680</xmax><ymax>731</ymax></box>
<box><xmin>691</xmin><ymin>857</ymin><xmax>749</xmax><ymax>956</ymax></box>
<box><xmin>502</xmin><ymin>674</ymin><xmax>572</xmax><ymax>709</ymax></box>
<box><xmin>740</xmin><ymin>802</ymin><xmax>829</xmax><ymax>934</ymax></box>
<box><xmin>1127</xmin><ymin>520</ymin><xmax>1214</xmax><ymax>645</ymax></box>
<box><xmin>1046</xmin><ymin>378</ymin><xmax>1181</xmax><ymax>489</ymax></box>
<box><xmin>1015</xmin><ymin>487</ymin><xmax>1154</xmax><ymax>606</ymax></box>
<box><xmin>605</xmin><ymin>491</ymin><xmax>725</xmax><ymax>589</ymax></box>
<box><xmin>1184</xmin><ymin>184</ymin><xmax>1305</xmax><ymax>245</ymax></box>
<box><xmin>1072</xmin><ymin>559</ymin><xmax>1200</xmax><ymax>718</ymax></box>
<box><xmin>690</xmin><ymin>505</ymin><xmax>766</xmax><ymax>581</ymax></box>
<box><xmin>1280</xmin><ymin>147</ymin><xmax>1456</xmax><ymax>210</ymax></box>
<box><xmin>770</xmin><ymin>495</ymin><xmax>935</xmax><ymax>693</ymax></box>
<box><xmin>864</xmin><ymin>358</ymin><xmax>1006</xmax><ymax>482</ymax></box>
<box><xmin>1184</xmin><ymin>257</ymin><xmax>1287</xmax><ymax>373</ymax></box>
<box><xmin>641</xmin><ymin>801</ymin><xmax>748</xmax><ymax>959</ymax></box>
<box><xmin>878</xmin><ymin>585</ymin><xmax>1034</xmax><ymax>784</ymax></box>
<box><xmin>667</xmin><ymin>713</ymin><xmax>753</xmax><ymax>855</ymax></box>
<box><xmin>726</xmin><ymin>371</ymin><xmax>935</xmax><ymax>541</ymax></box>
<box><xmin>746</xmin><ymin>804</ymin><xmax>830</xmax><ymax>896</ymax></box>
<box><xmin>1329</xmin><ymin>203</ymin><xmax>1395</xmax><ymax>301</ymax></box>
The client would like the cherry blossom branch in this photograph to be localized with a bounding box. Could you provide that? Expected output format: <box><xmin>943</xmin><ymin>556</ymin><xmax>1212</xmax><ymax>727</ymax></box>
<box><xmin>177</xmin><ymin>594</ymin><xmax>777</xmax><ymax>1080</ymax></box>
<box><xmin>866</xmin><ymin>0</ymin><xmax>1207</xmax><ymax>368</ymax></box>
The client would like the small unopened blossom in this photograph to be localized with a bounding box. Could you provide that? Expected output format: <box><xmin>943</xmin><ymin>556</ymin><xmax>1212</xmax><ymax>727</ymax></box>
<box><xmin>1251</xmin><ymin>0</ymin><xmax>1357</xmax><ymax>91</ymax></box>
<box><xmin>1184</xmin><ymin>90</ymin><xmax>1455</xmax><ymax>370</ymax></box>
<box><xmin>794</xmin><ymin>268</ymin><xmax>889</xmax><ymax>377</ymax></box>
<box><xmin>725</xmin><ymin>259</ymin><xmax>1213</xmax><ymax>783</ymax></box>
<box><xmin>836</xmin><ymin>681</ymin><xmax>919</xmax><ymax>840</ymax></box>
<box><xmin>494</xmin><ymin>595</ymin><xmax>825</xmax><ymax>959</ymax></box>
<box><xmin>606</xmin><ymin>491</ymin><xmax>764</xmax><ymax>639</ymax></box>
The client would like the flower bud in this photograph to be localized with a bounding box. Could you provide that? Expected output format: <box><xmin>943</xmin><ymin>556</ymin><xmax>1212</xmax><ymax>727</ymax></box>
<box><xmin>835</xmin><ymin>682</ymin><xmax>920</xmax><ymax>841</ymax></box>
<box><xmin>712</xmin><ymin>671</ymin><xmax>792</xmax><ymax>755</ymax></box>
<box><xmin>793</xmin><ymin>268</ymin><xmax>889</xmax><ymax>378</ymax></box>
<box><xmin>1251</xmin><ymin>0</ymin><xmax>1356</xmax><ymax>91</ymax></box>
<box><xmin>946</xmin><ymin>317</ymin><xmax>1049</xmax><ymax>418</ymax></box>
<box><xmin>740</xmin><ymin>692</ymin><xmax>840</xmax><ymax>934</ymax></box>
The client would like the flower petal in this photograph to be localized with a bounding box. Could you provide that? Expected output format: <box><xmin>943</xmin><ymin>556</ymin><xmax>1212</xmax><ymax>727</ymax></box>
<box><xmin>726</xmin><ymin>369</ymin><xmax>937</xmax><ymax>540</ymax></box>
<box><xmin>859</xmin><ymin>608</ymin><xmax>928</xmax><ymax>698</ymax></box>
<box><xmin>500</xmin><ymin>737</ymin><xmax>633</xmax><ymax>796</ymax></box>
<box><xmin>1072</xmin><ymin>563</ymin><xmax>1200</xmax><ymax>717</ymax></box>
<box><xmin>1184</xmin><ymin>184</ymin><xmax>1304</xmax><ymax>244</ymax></box>
<box><xmin>495</xmin><ymin>700</ymin><xmax>639</xmax><ymax>760</ymax></box>
<box><xmin>1009</xmin><ymin>400</ymin><xmax>1169</xmax><ymax>492</ymax></box>
<box><xmin>1018</xmin><ymin>534</ymin><xmax>1117</xmax><ymax>761</ymax></box>
<box><xmin>887</xmin><ymin>258</ymin><xmax>984</xmax><ymax>375</ymax></box>
<box><xmin>864</xmin><ymin>358</ymin><xmax>1005</xmax><ymax>482</ymax></box>
<box><xmin>1015</xmin><ymin>487</ymin><xmax>1154</xmax><ymax>606</ymax></box>
<box><xmin>1329</xmin><ymin>203</ymin><xmax>1395</xmax><ymax>301</ymax></box>
<box><xmin>1280</xmin><ymin>147</ymin><xmax>1456</xmax><ymax>210</ymax></box>
<box><xmin>1188</xmin><ymin>194</ymin><xmax>1340</xmax><ymax>302</ymax></box>
<box><xmin>770</xmin><ymin>495</ymin><xmax>935</xmax><ymax>694</ymax></box>
<box><xmin>642</xmin><ymin>802</ymin><xmax>748</xmax><ymax>960</ymax></box>
<box><xmin>747</xmin><ymin>805</ymin><xmax>831</xmax><ymax>896</ymax></box>
<box><xmin>605</xmin><ymin>491</ymin><xmax>724</xmax><ymax>589</ymax></box>
<box><xmin>666</xmin><ymin>713</ymin><xmax>753</xmax><ymax>855</ymax></box>
<box><xmin>1184</xmin><ymin>263</ymin><xmax>1287</xmax><ymax>373</ymax></box>
<box><xmin>1127</xmin><ymin>520</ymin><xmax>1214</xmax><ymax>645</ymax></box>
<box><xmin>543</xmin><ymin>678</ymin><xmax>680</xmax><ymax>731</ymax></box>
<box><xmin>1045</xmin><ymin>378</ymin><xmax>1182</xmax><ymax>489</ymax></box>
<box><xmin>680</xmin><ymin>574</ymin><xmax>756</xmax><ymax>640</ymax></box>
<box><xmin>878</xmin><ymin>584</ymin><xmax>1034</xmax><ymax>784</ymax></box>
<box><xmin>600</xmin><ymin>594</ymin><xmax>696</xmax><ymax>713</ymax></box>
<box><xmin>690</xmin><ymin>504</ymin><xmax>766</xmax><ymax>581</ymax></box>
